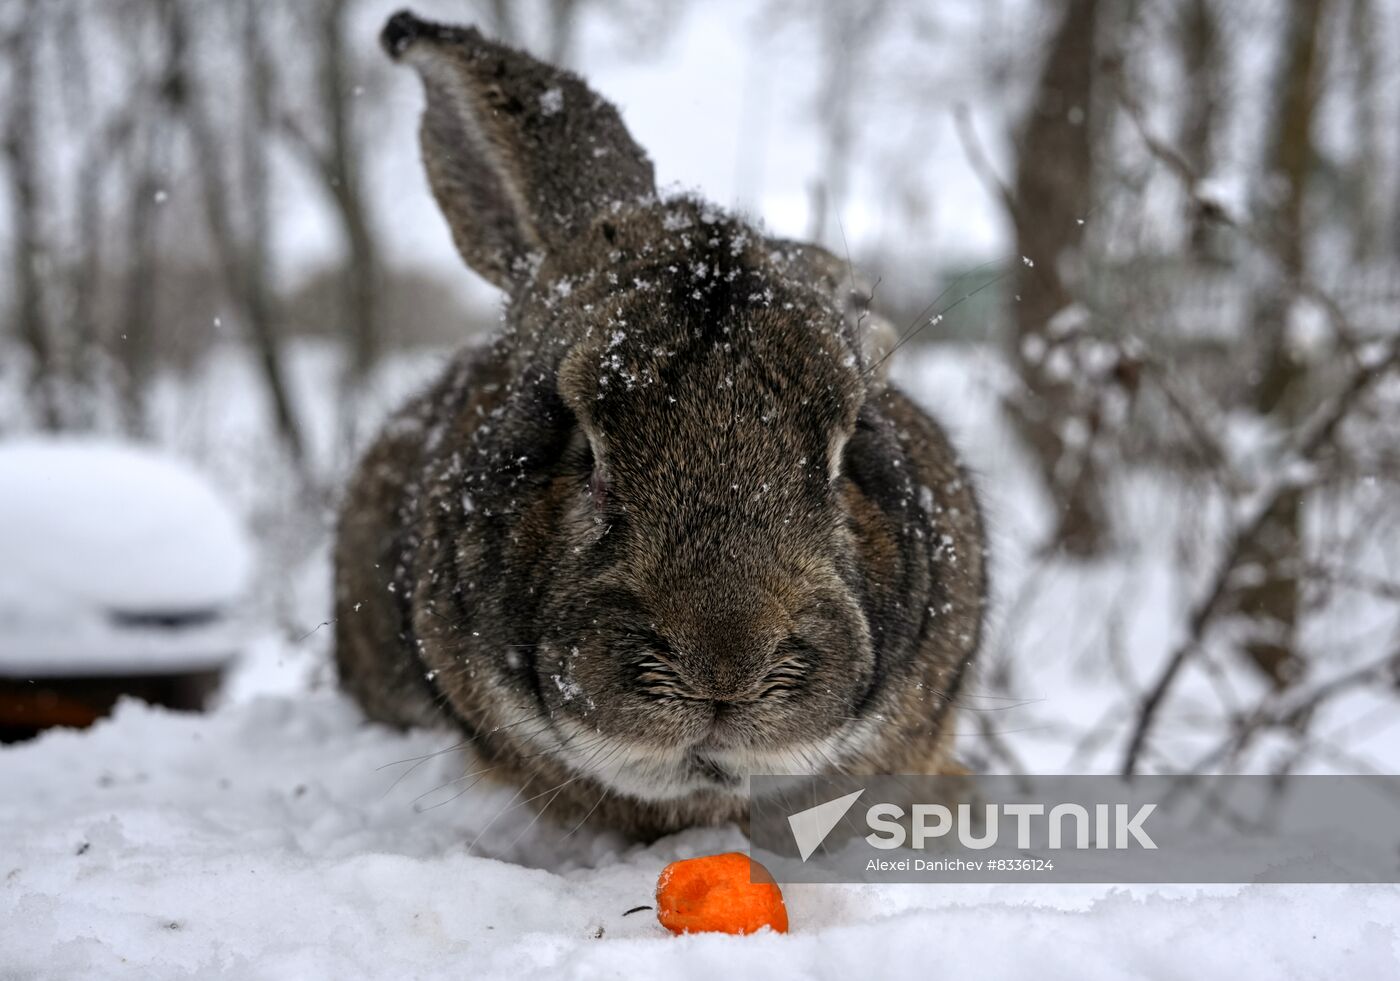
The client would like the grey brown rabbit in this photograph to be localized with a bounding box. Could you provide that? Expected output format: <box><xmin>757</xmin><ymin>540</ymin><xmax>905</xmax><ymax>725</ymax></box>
<box><xmin>334</xmin><ymin>10</ymin><xmax>986</xmax><ymax>839</ymax></box>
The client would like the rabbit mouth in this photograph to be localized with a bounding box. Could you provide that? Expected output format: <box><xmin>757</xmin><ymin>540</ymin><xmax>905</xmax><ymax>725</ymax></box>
<box><xmin>684</xmin><ymin>748</ymin><xmax>743</xmax><ymax>789</ymax></box>
<box><xmin>549</xmin><ymin>714</ymin><xmax>875</xmax><ymax>803</ymax></box>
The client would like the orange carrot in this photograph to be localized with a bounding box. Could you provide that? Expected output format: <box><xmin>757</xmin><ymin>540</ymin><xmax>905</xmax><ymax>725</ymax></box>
<box><xmin>655</xmin><ymin>852</ymin><xmax>789</xmax><ymax>936</ymax></box>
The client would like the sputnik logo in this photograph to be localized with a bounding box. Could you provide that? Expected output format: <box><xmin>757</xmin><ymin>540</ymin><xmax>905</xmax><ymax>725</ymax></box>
<box><xmin>787</xmin><ymin>789</ymin><xmax>864</xmax><ymax>861</ymax></box>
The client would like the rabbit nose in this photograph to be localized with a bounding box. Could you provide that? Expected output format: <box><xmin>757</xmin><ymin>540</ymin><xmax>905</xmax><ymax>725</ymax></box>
<box><xmin>680</xmin><ymin>634</ymin><xmax>784</xmax><ymax>704</ymax></box>
<box><xmin>689</xmin><ymin>665</ymin><xmax>764</xmax><ymax>704</ymax></box>
<box><xmin>653</xmin><ymin>578</ymin><xmax>792</xmax><ymax>698</ymax></box>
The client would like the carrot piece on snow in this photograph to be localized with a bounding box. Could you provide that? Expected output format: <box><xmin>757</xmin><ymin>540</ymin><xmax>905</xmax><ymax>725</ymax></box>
<box><xmin>655</xmin><ymin>852</ymin><xmax>789</xmax><ymax>936</ymax></box>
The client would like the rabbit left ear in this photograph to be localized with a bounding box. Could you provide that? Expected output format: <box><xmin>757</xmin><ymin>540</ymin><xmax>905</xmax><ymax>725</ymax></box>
<box><xmin>383</xmin><ymin>10</ymin><xmax>656</xmax><ymax>292</ymax></box>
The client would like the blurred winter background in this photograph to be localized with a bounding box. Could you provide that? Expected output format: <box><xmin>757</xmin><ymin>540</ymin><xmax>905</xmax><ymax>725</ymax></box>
<box><xmin>2</xmin><ymin>0</ymin><xmax>1399</xmax><ymax>776</ymax></box>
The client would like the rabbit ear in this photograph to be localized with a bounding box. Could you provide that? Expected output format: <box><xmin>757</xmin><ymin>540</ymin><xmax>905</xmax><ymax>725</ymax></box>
<box><xmin>772</xmin><ymin>240</ymin><xmax>896</xmax><ymax>388</ymax></box>
<box><xmin>859</xmin><ymin>311</ymin><xmax>898</xmax><ymax>388</ymax></box>
<box><xmin>382</xmin><ymin>11</ymin><xmax>656</xmax><ymax>291</ymax></box>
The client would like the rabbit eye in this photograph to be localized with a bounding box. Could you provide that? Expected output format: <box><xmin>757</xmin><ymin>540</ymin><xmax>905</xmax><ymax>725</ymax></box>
<box><xmin>567</xmin><ymin>425</ymin><xmax>608</xmax><ymax>509</ymax></box>
<box><xmin>588</xmin><ymin>467</ymin><xmax>608</xmax><ymax>509</ymax></box>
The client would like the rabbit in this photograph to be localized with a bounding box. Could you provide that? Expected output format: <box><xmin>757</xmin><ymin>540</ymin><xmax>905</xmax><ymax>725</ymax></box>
<box><xmin>334</xmin><ymin>9</ymin><xmax>987</xmax><ymax>840</ymax></box>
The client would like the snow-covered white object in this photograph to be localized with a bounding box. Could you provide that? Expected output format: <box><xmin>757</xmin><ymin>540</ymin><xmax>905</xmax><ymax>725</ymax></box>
<box><xmin>0</xmin><ymin>438</ymin><xmax>252</xmax><ymax>676</ymax></box>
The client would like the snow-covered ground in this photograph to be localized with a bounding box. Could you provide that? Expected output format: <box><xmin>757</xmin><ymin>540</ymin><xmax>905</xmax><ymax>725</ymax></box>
<box><xmin>6</xmin><ymin>692</ymin><xmax>1399</xmax><ymax>979</ymax></box>
<box><xmin>3</xmin><ymin>342</ymin><xmax>1398</xmax><ymax>978</ymax></box>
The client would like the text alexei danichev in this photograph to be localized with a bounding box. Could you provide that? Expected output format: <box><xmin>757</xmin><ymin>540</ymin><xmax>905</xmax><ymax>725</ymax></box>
<box><xmin>865</xmin><ymin>857</ymin><xmax>1055</xmax><ymax>873</ymax></box>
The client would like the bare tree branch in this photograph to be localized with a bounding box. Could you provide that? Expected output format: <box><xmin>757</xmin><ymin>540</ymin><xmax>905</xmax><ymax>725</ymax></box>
<box><xmin>1122</xmin><ymin>337</ymin><xmax>1400</xmax><ymax>774</ymax></box>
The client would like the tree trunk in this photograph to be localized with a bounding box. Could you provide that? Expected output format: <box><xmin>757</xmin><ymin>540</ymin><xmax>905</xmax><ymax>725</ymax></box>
<box><xmin>1178</xmin><ymin>0</ymin><xmax>1222</xmax><ymax>259</ymax></box>
<box><xmin>55</xmin><ymin>2</ymin><xmax>103</xmax><ymax>425</ymax></box>
<box><xmin>3</xmin><ymin>2</ymin><xmax>62</xmax><ymax>430</ymax></box>
<box><xmin>1347</xmin><ymin>0</ymin><xmax>1381</xmax><ymax>260</ymax></box>
<box><xmin>547</xmin><ymin>0</ymin><xmax>581</xmax><ymax>67</ymax></box>
<box><xmin>316</xmin><ymin>0</ymin><xmax>383</xmax><ymax>447</ymax></box>
<box><xmin>486</xmin><ymin>0</ymin><xmax>520</xmax><ymax>46</ymax></box>
<box><xmin>1232</xmin><ymin>0</ymin><xmax>1329</xmax><ymax>689</ymax></box>
<box><xmin>239</xmin><ymin>0</ymin><xmax>307</xmax><ymax>467</ymax></box>
<box><xmin>117</xmin><ymin>148</ymin><xmax>161</xmax><ymax>436</ymax></box>
<box><xmin>175</xmin><ymin>0</ymin><xmax>308</xmax><ymax>469</ymax></box>
<box><xmin>809</xmin><ymin>0</ymin><xmax>889</xmax><ymax>246</ymax></box>
<box><xmin>1007</xmin><ymin>0</ymin><xmax>1107</xmax><ymax>557</ymax></box>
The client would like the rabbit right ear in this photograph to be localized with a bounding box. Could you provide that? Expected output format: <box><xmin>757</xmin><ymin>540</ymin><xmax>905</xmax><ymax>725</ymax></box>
<box><xmin>773</xmin><ymin>240</ymin><xmax>897</xmax><ymax>388</ymax></box>
<box><xmin>382</xmin><ymin>11</ymin><xmax>656</xmax><ymax>291</ymax></box>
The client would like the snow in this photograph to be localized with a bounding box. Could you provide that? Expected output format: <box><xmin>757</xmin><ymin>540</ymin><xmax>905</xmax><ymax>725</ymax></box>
<box><xmin>5</xmin><ymin>692</ymin><xmax>1398</xmax><ymax>979</ymax></box>
<box><xmin>0</xmin><ymin>439</ymin><xmax>252</xmax><ymax>676</ymax></box>
<box><xmin>1192</xmin><ymin>174</ymin><xmax>1249</xmax><ymax>225</ymax></box>
<box><xmin>538</xmin><ymin>86</ymin><xmax>564</xmax><ymax>116</ymax></box>
<box><xmin>1285</xmin><ymin>295</ymin><xmax>1331</xmax><ymax>355</ymax></box>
